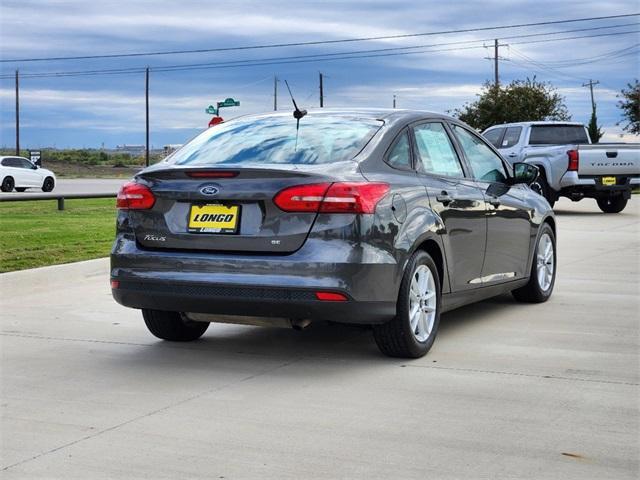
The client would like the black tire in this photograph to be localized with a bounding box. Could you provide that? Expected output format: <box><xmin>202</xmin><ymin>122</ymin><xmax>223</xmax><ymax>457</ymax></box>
<box><xmin>373</xmin><ymin>250</ymin><xmax>441</xmax><ymax>358</ymax></box>
<box><xmin>512</xmin><ymin>223</ymin><xmax>556</xmax><ymax>303</ymax></box>
<box><xmin>597</xmin><ymin>196</ymin><xmax>627</xmax><ymax>214</ymax></box>
<box><xmin>530</xmin><ymin>170</ymin><xmax>556</xmax><ymax>208</ymax></box>
<box><xmin>15</xmin><ymin>187</ymin><xmax>27</xmax><ymax>192</ymax></box>
<box><xmin>142</xmin><ymin>309</ymin><xmax>209</xmax><ymax>341</ymax></box>
<box><xmin>1</xmin><ymin>176</ymin><xmax>14</xmax><ymax>192</ymax></box>
<box><xmin>42</xmin><ymin>177</ymin><xmax>55</xmax><ymax>192</ymax></box>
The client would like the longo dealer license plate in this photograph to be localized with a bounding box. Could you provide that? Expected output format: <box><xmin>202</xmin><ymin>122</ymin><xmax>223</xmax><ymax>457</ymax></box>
<box><xmin>601</xmin><ymin>176</ymin><xmax>616</xmax><ymax>186</ymax></box>
<box><xmin>188</xmin><ymin>204</ymin><xmax>240</xmax><ymax>234</ymax></box>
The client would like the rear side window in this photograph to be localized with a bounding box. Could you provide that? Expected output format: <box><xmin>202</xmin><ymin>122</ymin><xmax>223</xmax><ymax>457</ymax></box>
<box><xmin>529</xmin><ymin>125</ymin><xmax>589</xmax><ymax>145</ymax></box>
<box><xmin>483</xmin><ymin>128</ymin><xmax>504</xmax><ymax>148</ymax></box>
<box><xmin>386</xmin><ymin>132</ymin><xmax>412</xmax><ymax>170</ymax></box>
<box><xmin>413</xmin><ymin>123</ymin><xmax>464</xmax><ymax>178</ymax></box>
<box><xmin>168</xmin><ymin>115</ymin><xmax>383</xmax><ymax>166</ymax></box>
<box><xmin>500</xmin><ymin>127</ymin><xmax>522</xmax><ymax>148</ymax></box>
<box><xmin>2</xmin><ymin>158</ymin><xmax>22</xmax><ymax>167</ymax></box>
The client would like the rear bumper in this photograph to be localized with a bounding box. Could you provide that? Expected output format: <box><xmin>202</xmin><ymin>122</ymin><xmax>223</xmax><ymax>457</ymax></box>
<box><xmin>559</xmin><ymin>171</ymin><xmax>638</xmax><ymax>198</ymax></box>
<box><xmin>111</xmin><ymin>236</ymin><xmax>401</xmax><ymax>325</ymax></box>
<box><xmin>112</xmin><ymin>279</ymin><xmax>394</xmax><ymax>324</ymax></box>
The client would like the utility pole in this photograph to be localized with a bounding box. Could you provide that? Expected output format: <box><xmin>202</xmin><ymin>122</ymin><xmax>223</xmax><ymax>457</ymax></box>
<box><xmin>494</xmin><ymin>39</ymin><xmax>499</xmax><ymax>86</ymax></box>
<box><xmin>273</xmin><ymin>76</ymin><xmax>278</xmax><ymax>111</ymax></box>
<box><xmin>484</xmin><ymin>39</ymin><xmax>507</xmax><ymax>86</ymax></box>
<box><xmin>15</xmin><ymin>70</ymin><xmax>19</xmax><ymax>155</ymax></box>
<box><xmin>145</xmin><ymin>67</ymin><xmax>150</xmax><ymax>167</ymax></box>
<box><xmin>319</xmin><ymin>72</ymin><xmax>324</xmax><ymax>108</ymax></box>
<box><xmin>393</xmin><ymin>94</ymin><xmax>396</xmax><ymax>109</ymax></box>
<box><xmin>582</xmin><ymin>79</ymin><xmax>600</xmax><ymax>112</ymax></box>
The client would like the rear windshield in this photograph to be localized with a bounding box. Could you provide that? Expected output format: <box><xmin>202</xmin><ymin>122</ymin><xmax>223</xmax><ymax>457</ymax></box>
<box><xmin>167</xmin><ymin>115</ymin><xmax>383</xmax><ymax>166</ymax></box>
<box><xmin>528</xmin><ymin>125</ymin><xmax>589</xmax><ymax>145</ymax></box>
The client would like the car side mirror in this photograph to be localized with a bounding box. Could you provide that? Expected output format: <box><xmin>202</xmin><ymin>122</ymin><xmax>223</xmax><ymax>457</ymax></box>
<box><xmin>512</xmin><ymin>162</ymin><xmax>538</xmax><ymax>185</ymax></box>
<box><xmin>32</xmin><ymin>164</ymin><xmax>38</xmax><ymax>170</ymax></box>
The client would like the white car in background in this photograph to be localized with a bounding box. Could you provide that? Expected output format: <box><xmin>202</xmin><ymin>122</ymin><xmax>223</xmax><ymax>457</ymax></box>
<box><xmin>0</xmin><ymin>156</ymin><xmax>56</xmax><ymax>192</ymax></box>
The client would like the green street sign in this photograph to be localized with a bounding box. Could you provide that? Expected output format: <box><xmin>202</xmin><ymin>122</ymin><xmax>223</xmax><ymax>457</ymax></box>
<box><xmin>205</xmin><ymin>105</ymin><xmax>218</xmax><ymax>115</ymax></box>
<box><xmin>217</xmin><ymin>97</ymin><xmax>240</xmax><ymax>108</ymax></box>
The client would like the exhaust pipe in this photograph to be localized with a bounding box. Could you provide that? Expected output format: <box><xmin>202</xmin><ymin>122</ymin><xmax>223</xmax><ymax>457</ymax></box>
<box><xmin>185</xmin><ymin>312</ymin><xmax>311</xmax><ymax>330</ymax></box>
<box><xmin>290</xmin><ymin>318</ymin><xmax>312</xmax><ymax>330</ymax></box>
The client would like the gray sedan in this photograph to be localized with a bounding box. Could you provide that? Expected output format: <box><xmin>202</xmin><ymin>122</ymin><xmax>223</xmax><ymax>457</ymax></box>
<box><xmin>111</xmin><ymin>109</ymin><xmax>556</xmax><ymax>358</ymax></box>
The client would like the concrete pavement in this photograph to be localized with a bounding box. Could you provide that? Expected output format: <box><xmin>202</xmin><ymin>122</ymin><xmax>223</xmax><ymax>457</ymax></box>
<box><xmin>1</xmin><ymin>198</ymin><xmax>638</xmax><ymax>479</ymax></box>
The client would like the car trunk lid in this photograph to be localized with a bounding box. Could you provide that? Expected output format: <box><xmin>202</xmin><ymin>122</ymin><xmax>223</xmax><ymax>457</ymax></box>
<box><xmin>129</xmin><ymin>165</ymin><xmax>348</xmax><ymax>253</ymax></box>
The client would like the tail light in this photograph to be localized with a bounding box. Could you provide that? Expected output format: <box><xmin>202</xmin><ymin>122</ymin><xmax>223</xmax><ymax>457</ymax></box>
<box><xmin>116</xmin><ymin>181</ymin><xmax>155</xmax><ymax>210</ymax></box>
<box><xmin>567</xmin><ymin>150</ymin><xmax>579</xmax><ymax>171</ymax></box>
<box><xmin>273</xmin><ymin>182</ymin><xmax>389</xmax><ymax>214</ymax></box>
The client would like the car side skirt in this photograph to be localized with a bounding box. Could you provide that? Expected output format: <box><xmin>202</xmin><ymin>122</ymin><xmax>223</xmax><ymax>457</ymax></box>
<box><xmin>441</xmin><ymin>278</ymin><xmax>529</xmax><ymax>313</ymax></box>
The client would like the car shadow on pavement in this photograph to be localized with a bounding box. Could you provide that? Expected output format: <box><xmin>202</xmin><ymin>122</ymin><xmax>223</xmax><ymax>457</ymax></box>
<box><xmin>438</xmin><ymin>293</ymin><xmax>518</xmax><ymax>336</ymax></box>
<box><xmin>101</xmin><ymin>294</ymin><xmax>522</xmax><ymax>373</ymax></box>
<box><xmin>553</xmin><ymin>208</ymin><xmax>606</xmax><ymax>217</ymax></box>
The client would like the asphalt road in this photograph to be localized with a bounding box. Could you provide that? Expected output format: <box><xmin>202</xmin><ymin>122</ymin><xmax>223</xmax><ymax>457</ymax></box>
<box><xmin>1</xmin><ymin>198</ymin><xmax>638</xmax><ymax>479</ymax></box>
<box><xmin>0</xmin><ymin>178</ymin><xmax>127</xmax><ymax>197</ymax></box>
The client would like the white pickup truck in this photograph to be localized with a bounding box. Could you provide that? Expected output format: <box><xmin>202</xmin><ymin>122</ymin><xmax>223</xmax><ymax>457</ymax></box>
<box><xmin>483</xmin><ymin>121</ymin><xmax>640</xmax><ymax>213</ymax></box>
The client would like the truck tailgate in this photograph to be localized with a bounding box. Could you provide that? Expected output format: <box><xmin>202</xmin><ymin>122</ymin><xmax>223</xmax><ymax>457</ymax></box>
<box><xmin>577</xmin><ymin>144</ymin><xmax>640</xmax><ymax>176</ymax></box>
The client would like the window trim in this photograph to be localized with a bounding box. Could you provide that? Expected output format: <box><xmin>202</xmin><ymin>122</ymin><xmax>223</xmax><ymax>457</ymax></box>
<box><xmin>409</xmin><ymin>120</ymin><xmax>469</xmax><ymax>180</ymax></box>
<box><xmin>449</xmin><ymin>122</ymin><xmax>512</xmax><ymax>184</ymax></box>
<box><xmin>383</xmin><ymin>128</ymin><xmax>416</xmax><ymax>172</ymax></box>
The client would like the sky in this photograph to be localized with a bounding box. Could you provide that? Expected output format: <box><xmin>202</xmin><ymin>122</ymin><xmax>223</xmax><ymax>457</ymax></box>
<box><xmin>0</xmin><ymin>0</ymin><xmax>638</xmax><ymax>148</ymax></box>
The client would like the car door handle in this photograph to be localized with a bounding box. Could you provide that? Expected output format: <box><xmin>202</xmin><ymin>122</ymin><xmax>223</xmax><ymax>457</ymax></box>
<box><xmin>487</xmin><ymin>195</ymin><xmax>501</xmax><ymax>207</ymax></box>
<box><xmin>436</xmin><ymin>191</ymin><xmax>453</xmax><ymax>206</ymax></box>
<box><xmin>507</xmin><ymin>153</ymin><xmax>517</xmax><ymax>158</ymax></box>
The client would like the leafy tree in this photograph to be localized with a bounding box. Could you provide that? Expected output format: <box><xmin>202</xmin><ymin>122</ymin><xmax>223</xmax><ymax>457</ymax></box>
<box><xmin>618</xmin><ymin>80</ymin><xmax>640</xmax><ymax>135</ymax></box>
<box><xmin>452</xmin><ymin>77</ymin><xmax>570</xmax><ymax>131</ymax></box>
<box><xmin>587</xmin><ymin>106</ymin><xmax>603</xmax><ymax>143</ymax></box>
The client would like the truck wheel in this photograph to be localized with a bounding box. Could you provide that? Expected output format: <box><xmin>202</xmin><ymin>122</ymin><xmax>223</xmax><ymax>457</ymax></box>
<box><xmin>372</xmin><ymin>250</ymin><xmax>441</xmax><ymax>358</ymax></box>
<box><xmin>597</xmin><ymin>196</ymin><xmax>627</xmax><ymax>214</ymax></box>
<box><xmin>512</xmin><ymin>223</ymin><xmax>556</xmax><ymax>303</ymax></box>
<box><xmin>530</xmin><ymin>172</ymin><xmax>555</xmax><ymax>208</ymax></box>
<box><xmin>142</xmin><ymin>309</ymin><xmax>209</xmax><ymax>341</ymax></box>
<box><xmin>1</xmin><ymin>176</ymin><xmax>14</xmax><ymax>192</ymax></box>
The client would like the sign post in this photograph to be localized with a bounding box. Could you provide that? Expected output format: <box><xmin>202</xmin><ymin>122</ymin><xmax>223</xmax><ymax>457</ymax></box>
<box><xmin>205</xmin><ymin>98</ymin><xmax>240</xmax><ymax>127</ymax></box>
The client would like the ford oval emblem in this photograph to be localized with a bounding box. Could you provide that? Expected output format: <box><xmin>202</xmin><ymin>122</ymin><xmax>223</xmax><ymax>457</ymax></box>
<box><xmin>200</xmin><ymin>185</ymin><xmax>219</xmax><ymax>195</ymax></box>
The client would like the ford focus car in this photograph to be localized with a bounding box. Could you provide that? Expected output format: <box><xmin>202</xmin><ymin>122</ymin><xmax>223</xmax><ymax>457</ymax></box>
<box><xmin>111</xmin><ymin>109</ymin><xmax>556</xmax><ymax>358</ymax></box>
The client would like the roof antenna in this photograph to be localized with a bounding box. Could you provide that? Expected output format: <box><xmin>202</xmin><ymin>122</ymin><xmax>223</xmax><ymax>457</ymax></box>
<box><xmin>284</xmin><ymin>80</ymin><xmax>307</xmax><ymax>151</ymax></box>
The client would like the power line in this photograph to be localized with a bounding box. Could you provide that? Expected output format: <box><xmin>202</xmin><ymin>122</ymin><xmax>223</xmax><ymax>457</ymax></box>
<box><xmin>521</xmin><ymin>43</ymin><xmax>639</xmax><ymax>66</ymax></box>
<box><xmin>1</xmin><ymin>13</ymin><xmax>638</xmax><ymax>63</ymax></box>
<box><xmin>507</xmin><ymin>44</ymin><xmax>639</xmax><ymax>82</ymax></box>
<box><xmin>0</xmin><ymin>26</ymin><xmax>636</xmax><ymax>80</ymax></box>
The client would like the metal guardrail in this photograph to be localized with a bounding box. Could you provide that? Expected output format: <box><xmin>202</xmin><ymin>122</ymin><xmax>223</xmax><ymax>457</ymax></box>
<box><xmin>0</xmin><ymin>193</ymin><xmax>116</xmax><ymax>210</ymax></box>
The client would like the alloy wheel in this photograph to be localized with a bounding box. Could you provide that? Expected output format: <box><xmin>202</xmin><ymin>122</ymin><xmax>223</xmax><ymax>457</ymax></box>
<box><xmin>409</xmin><ymin>265</ymin><xmax>437</xmax><ymax>342</ymax></box>
<box><xmin>536</xmin><ymin>233</ymin><xmax>554</xmax><ymax>291</ymax></box>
